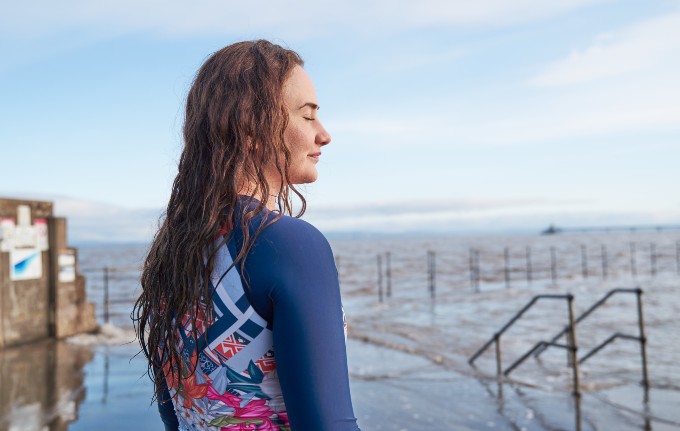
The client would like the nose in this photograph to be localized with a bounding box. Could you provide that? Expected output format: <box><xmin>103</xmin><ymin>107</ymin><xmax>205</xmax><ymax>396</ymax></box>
<box><xmin>316</xmin><ymin>121</ymin><xmax>331</xmax><ymax>147</ymax></box>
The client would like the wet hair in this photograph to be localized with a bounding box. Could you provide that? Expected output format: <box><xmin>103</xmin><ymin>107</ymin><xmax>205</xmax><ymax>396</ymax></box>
<box><xmin>132</xmin><ymin>40</ymin><xmax>306</xmax><ymax>400</ymax></box>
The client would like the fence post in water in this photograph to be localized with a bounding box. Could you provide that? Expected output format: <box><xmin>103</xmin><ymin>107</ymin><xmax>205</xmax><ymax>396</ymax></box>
<box><xmin>377</xmin><ymin>254</ymin><xmax>383</xmax><ymax>303</ymax></box>
<box><xmin>581</xmin><ymin>245</ymin><xmax>588</xmax><ymax>279</ymax></box>
<box><xmin>525</xmin><ymin>246</ymin><xmax>532</xmax><ymax>285</ymax></box>
<box><xmin>630</xmin><ymin>242</ymin><xmax>637</xmax><ymax>277</ymax></box>
<box><xmin>601</xmin><ymin>245</ymin><xmax>608</xmax><ymax>280</ymax></box>
<box><xmin>550</xmin><ymin>246</ymin><xmax>557</xmax><ymax>285</ymax></box>
<box><xmin>427</xmin><ymin>250</ymin><xmax>436</xmax><ymax>299</ymax></box>
<box><xmin>474</xmin><ymin>249</ymin><xmax>480</xmax><ymax>292</ymax></box>
<box><xmin>386</xmin><ymin>252</ymin><xmax>392</xmax><ymax>298</ymax></box>
<box><xmin>103</xmin><ymin>266</ymin><xmax>110</xmax><ymax>324</ymax></box>
<box><xmin>433</xmin><ymin>251</ymin><xmax>437</xmax><ymax>298</ymax></box>
<box><xmin>650</xmin><ymin>243</ymin><xmax>656</xmax><ymax>277</ymax></box>
<box><xmin>504</xmin><ymin>247</ymin><xmax>510</xmax><ymax>289</ymax></box>
<box><xmin>469</xmin><ymin>248</ymin><xmax>475</xmax><ymax>291</ymax></box>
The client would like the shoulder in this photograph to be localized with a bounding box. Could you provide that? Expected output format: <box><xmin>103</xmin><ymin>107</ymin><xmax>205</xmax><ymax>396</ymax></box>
<box><xmin>250</xmin><ymin>214</ymin><xmax>334</xmax><ymax>271</ymax></box>
<box><xmin>259</xmin><ymin>214</ymin><xmax>330</xmax><ymax>249</ymax></box>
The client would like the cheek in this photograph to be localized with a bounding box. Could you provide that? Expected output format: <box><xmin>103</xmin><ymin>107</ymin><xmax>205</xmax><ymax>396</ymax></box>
<box><xmin>284</xmin><ymin>124</ymin><xmax>307</xmax><ymax>152</ymax></box>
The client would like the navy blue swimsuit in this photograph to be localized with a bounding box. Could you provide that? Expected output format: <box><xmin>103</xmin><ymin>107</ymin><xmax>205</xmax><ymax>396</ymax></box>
<box><xmin>157</xmin><ymin>195</ymin><xmax>360</xmax><ymax>431</ymax></box>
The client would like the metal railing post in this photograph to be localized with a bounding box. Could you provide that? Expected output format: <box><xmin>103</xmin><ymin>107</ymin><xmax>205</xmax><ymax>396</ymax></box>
<box><xmin>494</xmin><ymin>334</ymin><xmax>502</xmax><ymax>379</ymax></box>
<box><xmin>103</xmin><ymin>266</ymin><xmax>110</xmax><ymax>324</ymax></box>
<box><xmin>566</xmin><ymin>294</ymin><xmax>581</xmax><ymax>399</ymax></box>
<box><xmin>636</xmin><ymin>288</ymin><xmax>650</xmax><ymax>401</ymax></box>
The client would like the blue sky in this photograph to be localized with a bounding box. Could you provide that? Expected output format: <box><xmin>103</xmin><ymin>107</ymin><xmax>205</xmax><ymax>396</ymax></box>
<box><xmin>1</xmin><ymin>0</ymin><xmax>679</xmax><ymax>242</ymax></box>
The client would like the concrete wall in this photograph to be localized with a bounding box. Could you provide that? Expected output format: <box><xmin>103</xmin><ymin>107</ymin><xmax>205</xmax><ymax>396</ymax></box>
<box><xmin>49</xmin><ymin>217</ymin><xmax>97</xmax><ymax>339</ymax></box>
<box><xmin>0</xmin><ymin>198</ymin><xmax>96</xmax><ymax>349</ymax></box>
<box><xmin>0</xmin><ymin>199</ymin><xmax>53</xmax><ymax>348</ymax></box>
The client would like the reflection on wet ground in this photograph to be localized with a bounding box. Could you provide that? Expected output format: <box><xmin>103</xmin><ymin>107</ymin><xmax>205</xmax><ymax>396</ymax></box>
<box><xmin>0</xmin><ymin>334</ymin><xmax>164</xmax><ymax>431</ymax></box>
<box><xmin>0</xmin><ymin>338</ymin><xmax>92</xmax><ymax>431</ymax></box>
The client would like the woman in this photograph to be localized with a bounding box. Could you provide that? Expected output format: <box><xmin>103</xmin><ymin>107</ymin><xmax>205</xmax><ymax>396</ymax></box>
<box><xmin>133</xmin><ymin>40</ymin><xmax>361</xmax><ymax>431</ymax></box>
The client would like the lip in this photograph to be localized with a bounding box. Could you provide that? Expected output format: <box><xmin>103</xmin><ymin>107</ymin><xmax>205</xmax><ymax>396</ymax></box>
<box><xmin>308</xmin><ymin>152</ymin><xmax>321</xmax><ymax>161</ymax></box>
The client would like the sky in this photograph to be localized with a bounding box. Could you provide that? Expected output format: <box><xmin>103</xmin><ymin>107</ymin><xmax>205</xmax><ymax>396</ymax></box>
<box><xmin>1</xmin><ymin>0</ymin><xmax>679</xmax><ymax>242</ymax></box>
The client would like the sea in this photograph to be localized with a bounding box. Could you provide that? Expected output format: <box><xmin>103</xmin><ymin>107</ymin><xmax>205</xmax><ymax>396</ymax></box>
<box><xmin>1</xmin><ymin>229</ymin><xmax>678</xmax><ymax>430</ymax></box>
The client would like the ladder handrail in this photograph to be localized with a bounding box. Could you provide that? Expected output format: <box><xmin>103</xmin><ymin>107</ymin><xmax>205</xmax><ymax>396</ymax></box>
<box><xmin>504</xmin><ymin>339</ymin><xmax>573</xmax><ymax>376</ymax></box>
<box><xmin>579</xmin><ymin>332</ymin><xmax>642</xmax><ymax>364</ymax></box>
<box><xmin>469</xmin><ymin>294</ymin><xmax>573</xmax><ymax>365</ymax></box>
<box><xmin>534</xmin><ymin>287</ymin><xmax>641</xmax><ymax>358</ymax></box>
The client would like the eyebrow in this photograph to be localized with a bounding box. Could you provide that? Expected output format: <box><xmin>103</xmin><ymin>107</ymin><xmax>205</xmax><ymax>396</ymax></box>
<box><xmin>298</xmin><ymin>102</ymin><xmax>319</xmax><ymax>110</ymax></box>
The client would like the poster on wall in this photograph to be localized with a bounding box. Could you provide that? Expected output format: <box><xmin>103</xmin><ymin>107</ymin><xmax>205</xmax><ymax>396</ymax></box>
<box><xmin>58</xmin><ymin>250</ymin><xmax>76</xmax><ymax>283</ymax></box>
<box><xmin>10</xmin><ymin>248</ymin><xmax>43</xmax><ymax>281</ymax></box>
<box><xmin>35</xmin><ymin>218</ymin><xmax>49</xmax><ymax>251</ymax></box>
<box><xmin>14</xmin><ymin>205</ymin><xmax>37</xmax><ymax>248</ymax></box>
<box><xmin>0</xmin><ymin>217</ymin><xmax>15</xmax><ymax>252</ymax></box>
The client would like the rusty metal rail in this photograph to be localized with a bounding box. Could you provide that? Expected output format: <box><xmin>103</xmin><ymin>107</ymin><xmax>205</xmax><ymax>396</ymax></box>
<box><xmin>469</xmin><ymin>286</ymin><xmax>650</xmax><ymax>429</ymax></box>
<box><xmin>532</xmin><ymin>287</ymin><xmax>649</xmax><ymax>397</ymax></box>
<box><xmin>468</xmin><ymin>293</ymin><xmax>580</xmax><ymax>398</ymax></box>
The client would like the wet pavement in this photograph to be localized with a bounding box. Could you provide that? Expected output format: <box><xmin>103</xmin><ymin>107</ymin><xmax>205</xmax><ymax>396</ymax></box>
<box><xmin>1</xmin><ymin>328</ymin><xmax>679</xmax><ymax>430</ymax></box>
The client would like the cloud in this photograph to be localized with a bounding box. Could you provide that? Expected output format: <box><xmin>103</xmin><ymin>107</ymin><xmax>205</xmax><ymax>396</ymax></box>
<box><xmin>2</xmin><ymin>192</ymin><xmax>675</xmax><ymax>241</ymax></box>
<box><xmin>304</xmin><ymin>195</ymin><xmax>632</xmax><ymax>233</ymax></box>
<box><xmin>2</xmin><ymin>0</ymin><xmax>610</xmax><ymax>39</ymax></box>
<box><xmin>305</xmin><ymin>196</ymin><xmax>579</xmax><ymax>217</ymax></box>
<box><xmin>309</xmin><ymin>205</ymin><xmax>680</xmax><ymax>234</ymax></box>
<box><xmin>328</xmin><ymin>86</ymin><xmax>680</xmax><ymax>149</ymax></box>
<box><xmin>529</xmin><ymin>11</ymin><xmax>680</xmax><ymax>86</ymax></box>
<box><xmin>330</xmin><ymin>6</ymin><xmax>680</xmax><ymax>151</ymax></box>
<box><xmin>0</xmin><ymin>192</ymin><xmax>162</xmax><ymax>243</ymax></box>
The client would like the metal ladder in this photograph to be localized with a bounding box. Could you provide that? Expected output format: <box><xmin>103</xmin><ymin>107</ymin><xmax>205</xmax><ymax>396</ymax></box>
<box><xmin>468</xmin><ymin>287</ymin><xmax>649</xmax><ymax>398</ymax></box>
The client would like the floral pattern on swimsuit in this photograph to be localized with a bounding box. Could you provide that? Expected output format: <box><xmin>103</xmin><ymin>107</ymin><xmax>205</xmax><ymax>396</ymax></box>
<box><xmin>162</xmin><ymin>241</ymin><xmax>290</xmax><ymax>431</ymax></box>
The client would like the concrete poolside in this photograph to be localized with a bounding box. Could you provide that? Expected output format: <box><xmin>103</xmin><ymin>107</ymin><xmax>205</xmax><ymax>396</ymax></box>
<box><xmin>347</xmin><ymin>337</ymin><xmax>680</xmax><ymax>430</ymax></box>
<box><xmin>2</xmin><ymin>329</ymin><xmax>678</xmax><ymax>431</ymax></box>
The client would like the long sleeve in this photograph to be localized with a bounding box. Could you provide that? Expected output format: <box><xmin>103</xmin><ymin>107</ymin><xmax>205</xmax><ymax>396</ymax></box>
<box><xmin>157</xmin><ymin>379</ymin><xmax>179</xmax><ymax>431</ymax></box>
<box><xmin>237</xmin><ymin>214</ymin><xmax>360</xmax><ymax>431</ymax></box>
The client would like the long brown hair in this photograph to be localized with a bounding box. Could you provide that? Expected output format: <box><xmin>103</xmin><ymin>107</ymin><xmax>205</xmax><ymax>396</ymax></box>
<box><xmin>132</xmin><ymin>40</ymin><xmax>306</xmax><ymax>399</ymax></box>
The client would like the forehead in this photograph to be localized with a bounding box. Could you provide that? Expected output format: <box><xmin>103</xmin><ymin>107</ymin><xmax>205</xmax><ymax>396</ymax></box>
<box><xmin>283</xmin><ymin>65</ymin><xmax>317</xmax><ymax>108</ymax></box>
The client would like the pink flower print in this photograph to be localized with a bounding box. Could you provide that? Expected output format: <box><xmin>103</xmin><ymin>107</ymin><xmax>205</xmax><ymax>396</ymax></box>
<box><xmin>206</xmin><ymin>386</ymin><xmax>242</xmax><ymax>408</ymax></box>
<box><xmin>232</xmin><ymin>398</ymin><xmax>272</xmax><ymax>420</ymax></box>
<box><xmin>208</xmin><ymin>398</ymin><xmax>277</xmax><ymax>431</ymax></box>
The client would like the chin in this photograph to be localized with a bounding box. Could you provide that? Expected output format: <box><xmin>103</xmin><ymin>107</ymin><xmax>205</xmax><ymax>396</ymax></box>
<box><xmin>291</xmin><ymin>170</ymin><xmax>318</xmax><ymax>184</ymax></box>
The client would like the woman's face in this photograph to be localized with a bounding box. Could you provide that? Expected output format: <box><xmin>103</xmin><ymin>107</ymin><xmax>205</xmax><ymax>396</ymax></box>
<box><xmin>281</xmin><ymin>65</ymin><xmax>331</xmax><ymax>184</ymax></box>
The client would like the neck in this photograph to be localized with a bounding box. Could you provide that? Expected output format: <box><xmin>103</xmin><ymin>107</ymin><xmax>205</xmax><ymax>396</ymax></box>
<box><xmin>237</xmin><ymin>186</ymin><xmax>279</xmax><ymax>211</ymax></box>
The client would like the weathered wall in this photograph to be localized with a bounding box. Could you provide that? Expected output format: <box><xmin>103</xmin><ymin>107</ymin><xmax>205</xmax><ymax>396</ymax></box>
<box><xmin>49</xmin><ymin>218</ymin><xmax>97</xmax><ymax>338</ymax></box>
<box><xmin>0</xmin><ymin>198</ymin><xmax>97</xmax><ymax>348</ymax></box>
<box><xmin>0</xmin><ymin>199</ymin><xmax>53</xmax><ymax>348</ymax></box>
